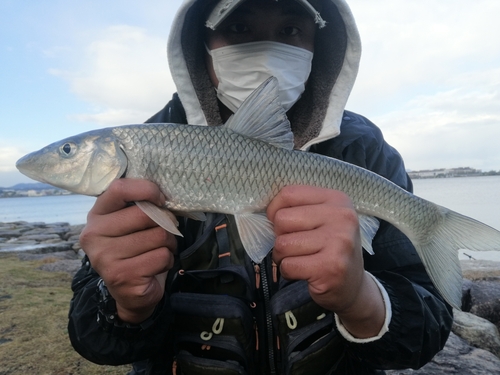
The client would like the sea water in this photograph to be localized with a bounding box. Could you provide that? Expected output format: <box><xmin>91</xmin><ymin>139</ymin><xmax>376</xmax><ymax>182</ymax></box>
<box><xmin>0</xmin><ymin>194</ymin><xmax>96</xmax><ymax>225</ymax></box>
<box><xmin>412</xmin><ymin>175</ymin><xmax>500</xmax><ymax>261</ymax></box>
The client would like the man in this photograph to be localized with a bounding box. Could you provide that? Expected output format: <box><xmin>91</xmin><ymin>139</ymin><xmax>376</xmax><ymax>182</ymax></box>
<box><xmin>68</xmin><ymin>1</ymin><xmax>453</xmax><ymax>374</ymax></box>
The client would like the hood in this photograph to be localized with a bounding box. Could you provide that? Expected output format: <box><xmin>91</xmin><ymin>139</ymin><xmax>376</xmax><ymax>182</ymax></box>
<box><xmin>167</xmin><ymin>0</ymin><xmax>361</xmax><ymax>150</ymax></box>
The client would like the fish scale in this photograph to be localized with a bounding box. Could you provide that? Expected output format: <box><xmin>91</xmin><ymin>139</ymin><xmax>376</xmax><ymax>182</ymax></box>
<box><xmin>115</xmin><ymin>121</ymin><xmax>444</xmax><ymax>231</ymax></box>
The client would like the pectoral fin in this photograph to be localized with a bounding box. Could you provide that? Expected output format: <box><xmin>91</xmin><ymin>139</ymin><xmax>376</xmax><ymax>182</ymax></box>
<box><xmin>234</xmin><ymin>212</ymin><xmax>276</xmax><ymax>264</ymax></box>
<box><xmin>135</xmin><ymin>200</ymin><xmax>183</xmax><ymax>237</ymax></box>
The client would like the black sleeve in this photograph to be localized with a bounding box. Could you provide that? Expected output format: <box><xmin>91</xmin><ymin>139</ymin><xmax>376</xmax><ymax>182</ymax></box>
<box><xmin>67</xmin><ymin>256</ymin><xmax>173</xmax><ymax>366</ymax></box>
<box><xmin>311</xmin><ymin>111</ymin><xmax>453</xmax><ymax>370</ymax></box>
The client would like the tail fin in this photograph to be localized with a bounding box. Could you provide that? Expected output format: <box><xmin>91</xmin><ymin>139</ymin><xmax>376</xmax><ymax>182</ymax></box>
<box><xmin>414</xmin><ymin>207</ymin><xmax>500</xmax><ymax>309</ymax></box>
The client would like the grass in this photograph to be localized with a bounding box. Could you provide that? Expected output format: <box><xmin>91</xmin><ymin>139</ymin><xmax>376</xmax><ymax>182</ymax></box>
<box><xmin>0</xmin><ymin>254</ymin><xmax>131</xmax><ymax>375</ymax></box>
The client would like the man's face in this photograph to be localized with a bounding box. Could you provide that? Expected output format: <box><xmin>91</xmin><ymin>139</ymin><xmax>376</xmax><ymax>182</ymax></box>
<box><xmin>205</xmin><ymin>0</ymin><xmax>317</xmax><ymax>88</ymax></box>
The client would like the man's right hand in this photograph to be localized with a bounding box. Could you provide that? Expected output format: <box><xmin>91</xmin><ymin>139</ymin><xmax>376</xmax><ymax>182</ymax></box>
<box><xmin>79</xmin><ymin>179</ymin><xmax>177</xmax><ymax>324</ymax></box>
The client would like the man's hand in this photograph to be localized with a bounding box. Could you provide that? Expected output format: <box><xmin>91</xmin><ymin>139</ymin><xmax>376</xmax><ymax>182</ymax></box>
<box><xmin>267</xmin><ymin>185</ymin><xmax>385</xmax><ymax>339</ymax></box>
<box><xmin>80</xmin><ymin>179</ymin><xmax>177</xmax><ymax>324</ymax></box>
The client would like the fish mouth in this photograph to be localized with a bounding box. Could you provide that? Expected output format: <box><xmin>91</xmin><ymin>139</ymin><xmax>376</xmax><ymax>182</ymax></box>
<box><xmin>15</xmin><ymin>154</ymin><xmax>48</xmax><ymax>184</ymax></box>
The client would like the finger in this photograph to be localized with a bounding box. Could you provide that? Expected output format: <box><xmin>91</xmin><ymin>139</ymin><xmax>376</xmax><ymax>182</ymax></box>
<box><xmin>86</xmin><ymin>204</ymin><xmax>159</xmax><ymax>238</ymax></box>
<box><xmin>119</xmin><ymin>247</ymin><xmax>175</xmax><ymax>281</ymax></box>
<box><xmin>267</xmin><ymin>185</ymin><xmax>351</xmax><ymax>223</ymax></box>
<box><xmin>90</xmin><ymin>179</ymin><xmax>165</xmax><ymax>216</ymax></box>
<box><xmin>271</xmin><ymin>200</ymin><xmax>359</xmax><ymax>239</ymax></box>
<box><xmin>273</xmin><ymin>228</ymin><xmax>325</xmax><ymax>263</ymax></box>
<box><xmin>273</xmin><ymin>218</ymin><xmax>361</xmax><ymax>264</ymax></box>
<box><xmin>109</xmin><ymin>226</ymin><xmax>176</xmax><ymax>260</ymax></box>
<box><xmin>118</xmin><ymin>226</ymin><xmax>177</xmax><ymax>259</ymax></box>
<box><xmin>271</xmin><ymin>203</ymin><xmax>331</xmax><ymax>235</ymax></box>
<box><xmin>279</xmin><ymin>252</ymin><xmax>323</xmax><ymax>282</ymax></box>
<box><xmin>83</xmin><ymin>226</ymin><xmax>176</xmax><ymax>273</ymax></box>
<box><xmin>279</xmin><ymin>248</ymin><xmax>353</xmax><ymax>286</ymax></box>
<box><xmin>108</xmin><ymin>248</ymin><xmax>174</xmax><ymax>317</ymax></box>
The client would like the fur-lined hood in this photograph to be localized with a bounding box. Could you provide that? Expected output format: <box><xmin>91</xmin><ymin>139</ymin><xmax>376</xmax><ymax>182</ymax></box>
<box><xmin>167</xmin><ymin>0</ymin><xmax>361</xmax><ymax>150</ymax></box>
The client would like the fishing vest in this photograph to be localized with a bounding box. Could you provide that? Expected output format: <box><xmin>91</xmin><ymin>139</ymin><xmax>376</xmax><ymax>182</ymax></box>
<box><xmin>167</xmin><ymin>213</ymin><xmax>347</xmax><ymax>375</ymax></box>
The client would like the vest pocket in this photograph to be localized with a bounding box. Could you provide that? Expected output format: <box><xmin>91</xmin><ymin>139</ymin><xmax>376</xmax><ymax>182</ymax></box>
<box><xmin>271</xmin><ymin>281</ymin><xmax>343</xmax><ymax>374</ymax></box>
<box><xmin>175</xmin><ymin>349</ymin><xmax>248</xmax><ymax>375</ymax></box>
<box><xmin>170</xmin><ymin>293</ymin><xmax>256</xmax><ymax>374</ymax></box>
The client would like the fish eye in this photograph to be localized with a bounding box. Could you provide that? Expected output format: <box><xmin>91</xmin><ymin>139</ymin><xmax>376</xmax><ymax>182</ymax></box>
<box><xmin>60</xmin><ymin>142</ymin><xmax>76</xmax><ymax>157</ymax></box>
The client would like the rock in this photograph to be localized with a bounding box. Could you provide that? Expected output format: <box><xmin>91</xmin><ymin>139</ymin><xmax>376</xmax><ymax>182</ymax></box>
<box><xmin>467</xmin><ymin>279</ymin><xmax>500</xmax><ymax>331</ymax></box>
<box><xmin>461</xmin><ymin>278</ymin><xmax>474</xmax><ymax>310</ymax></box>
<box><xmin>21</xmin><ymin>223</ymin><xmax>70</xmax><ymax>238</ymax></box>
<box><xmin>1</xmin><ymin>241</ymin><xmax>76</xmax><ymax>254</ymax></box>
<box><xmin>63</xmin><ymin>224</ymin><xmax>85</xmax><ymax>241</ymax></box>
<box><xmin>0</xmin><ymin>221</ymin><xmax>79</xmax><ymax>255</ymax></box>
<box><xmin>67</xmin><ymin>234</ymin><xmax>81</xmax><ymax>242</ymax></box>
<box><xmin>0</xmin><ymin>229</ymin><xmax>27</xmax><ymax>238</ymax></box>
<box><xmin>19</xmin><ymin>234</ymin><xmax>62</xmax><ymax>242</ymax></box>
<box><xmin>460</xmin><ymin>260</ymin><xmax>500</xmax><ymax>332</ymax></box>
<box><xmin>46</xmin><ymin>222</ymin><xmax>71</xmax><ymax>227</ymax></box>
<box><xmin>0</xmin><ymin>240</ymin><xmax>38</xmax><ymax>252</ymax></box>
<box><xmin>72</xmin><ymin>241</ymin><xmax>82</xmax><ymax>253</ymax></box>
<box><xmin>452</xmin><ymin>309</ymin><xmax>500</xmax><ymax>357</ymax></box>
<box><xmin>385</xmin><ymin>332</ymin><xmax>500</xmax><ymax>374</ymax></box>
<box><xmin>0</xmin><ymin>221</ymin><xmax>86</xmax><ymax>278</ymax></box>
<box><xmin>383</xmin><ymin>259</ymin><xmax>500</xmax><ymax>374</ymax></box>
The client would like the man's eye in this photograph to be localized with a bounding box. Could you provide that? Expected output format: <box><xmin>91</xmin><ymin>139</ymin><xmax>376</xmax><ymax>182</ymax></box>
<box><xmin>228</xmin><ymin>23</ymin><xmax>249</xmax><ymax>33</ymax></box>
<box><xmin>281</xmin><ymin>26</ymin><xmax>300</xmax><ymax>36</ymax></box>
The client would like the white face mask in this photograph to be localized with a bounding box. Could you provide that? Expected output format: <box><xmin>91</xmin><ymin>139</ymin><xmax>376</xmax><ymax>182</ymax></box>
<box><xmin>207</xmin><ymin>41</ymin><xmax>314</xmax><ymax>112</ymax></box>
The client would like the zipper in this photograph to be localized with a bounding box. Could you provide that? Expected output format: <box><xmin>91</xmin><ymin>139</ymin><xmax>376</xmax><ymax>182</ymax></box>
<box><xmin>260</xmin><ymin>258</ymin><xmax>277</xmax><ymax>374</ymax></box>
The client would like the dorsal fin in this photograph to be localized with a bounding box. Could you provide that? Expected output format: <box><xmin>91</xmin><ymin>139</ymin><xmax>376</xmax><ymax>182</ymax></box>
<box><xmin>225</xmin><ymin>77</ymin><xmax>294</xmax><ymax>150</ymax></box>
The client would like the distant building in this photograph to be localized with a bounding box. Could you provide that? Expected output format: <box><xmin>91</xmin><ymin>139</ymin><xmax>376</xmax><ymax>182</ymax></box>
<box><xmin>408</xmin><ymin>167</ymin><xmax>482</xmax><ymax>179</ymax></box>
<box><xmin>27</xmin><ymin>189</ymin><xmax>42</xmax><ymax>197</ymax></box>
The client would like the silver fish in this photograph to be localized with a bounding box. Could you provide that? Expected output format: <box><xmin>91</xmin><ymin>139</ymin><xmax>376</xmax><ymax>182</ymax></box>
<box><xmin>16</xmin><ymin>78</ymin><xmax>500</xmax><ymax>309</ymax></box>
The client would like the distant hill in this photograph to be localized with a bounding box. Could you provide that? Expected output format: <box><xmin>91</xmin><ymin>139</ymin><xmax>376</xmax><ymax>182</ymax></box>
<box><xmin>1</xmin><ymin>182</ymin><xmax>61</xmax><ymax>191</ymax></box>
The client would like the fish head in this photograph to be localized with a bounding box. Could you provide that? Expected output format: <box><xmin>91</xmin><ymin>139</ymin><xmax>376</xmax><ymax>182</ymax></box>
<box><xmin>16</xmin><ymin>130</ymin><xmax>128</xmax><ymax>196</ymax></box>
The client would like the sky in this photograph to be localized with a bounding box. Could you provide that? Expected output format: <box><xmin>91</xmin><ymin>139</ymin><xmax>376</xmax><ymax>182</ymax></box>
<box><xmin>1</xmin><ymin>0</ymin><xmax>499</xmax><ymax>187</ymax></box>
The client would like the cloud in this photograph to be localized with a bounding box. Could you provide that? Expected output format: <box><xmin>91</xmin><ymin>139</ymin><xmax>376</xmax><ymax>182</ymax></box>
<box><xmin>345</xmin><ymin>0</ymin><xmax>500</xmax><ymax>171</ymax></box>
<box><xmin>372</xmin><ymin>67</ymin><xmax>500</xmax><ymax>171</ymax></box>
<box><xmin>349</xmin><ymin>0</ymin><xmax>500</xmax><ymax>112</ymax></box>
<box><xmin>50</xmin><ymin>25</ymin><xmax>176</xmax><ymax>125</ymax></box>
<box><xmin>0</xmin><ymin>145</ymin><xmax>27</xmax><ymax>173</ymax></box>
<box><xmin>0</xmin><ymin>144</ymin><xmax>37</xmax><ymax>186</ymax></box>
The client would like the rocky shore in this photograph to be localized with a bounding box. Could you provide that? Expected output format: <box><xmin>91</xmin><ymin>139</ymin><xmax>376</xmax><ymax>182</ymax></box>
<box><xmin>0</xmin><ymin>221</ymin><xmax>84</xmax><ymax>254</ymax></box>
<box><xmin>1</xmin><ymin>221</ymin><xmax>499</xmax><ymax>373</ymax></box>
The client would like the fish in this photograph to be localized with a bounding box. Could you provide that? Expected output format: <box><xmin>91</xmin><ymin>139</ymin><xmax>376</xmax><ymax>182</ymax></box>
<box><xmin>16</xmin><ymin>77</ymin><xmax>500</xmax><ymax>309</ymax></box>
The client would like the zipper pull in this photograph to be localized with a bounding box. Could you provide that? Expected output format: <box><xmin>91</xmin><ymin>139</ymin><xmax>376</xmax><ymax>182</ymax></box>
<box><xmin>272</xmin><ymin>260</ymin><xmax>278</xmax><ymax>283</ymax></box>
<box><xmin>254</xmin><ymin>321</ymin><xmax>259</xmax><ymax>351</ymax></box>
<box><xmin>254</xmin><ymin>264</ymin><xmax>261</xmax><ymax>289</ymax></box>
